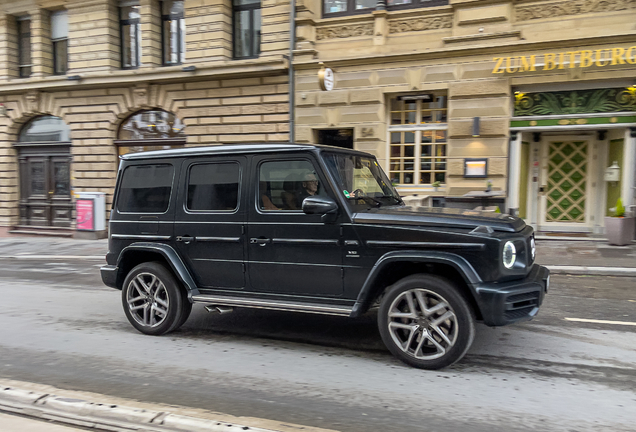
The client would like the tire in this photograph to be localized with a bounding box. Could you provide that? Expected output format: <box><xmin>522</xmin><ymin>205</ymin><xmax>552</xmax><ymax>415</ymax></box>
<box><xmin>378</xmin><ymin>274</ymin><xmax>475</xmax><ymax>370</ymax></box>
<box><xmin>121</xmin><ymin>262</ymin><xmax>189</xmax><ymax>336</ymax></box>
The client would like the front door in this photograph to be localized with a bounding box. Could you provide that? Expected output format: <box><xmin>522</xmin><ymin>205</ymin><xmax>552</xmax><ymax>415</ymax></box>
<box><xmin>174</xmin><ymin>157</ymin><xmax>246</xmax><ymax>289</ymax></box>
<box><xmin>539</xmin><ymin>137</ymin><xmax>593</xmax><ymax>231</ymax></box>
<box><xmin>246</xmin><ymin>155</ymin><xmax>343</xmax><ymax>297</ymax></box>
<box><xmin>18</xmin><ymin>146</ymin><xmax>72</xmax><ymax>227</ymax></box>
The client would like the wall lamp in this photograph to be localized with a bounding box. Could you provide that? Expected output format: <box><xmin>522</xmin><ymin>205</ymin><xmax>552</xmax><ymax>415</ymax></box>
<box><xmin>472</xmin><ymin>117</ymin><xmax>480</xmax><ymax>137</ymax></box>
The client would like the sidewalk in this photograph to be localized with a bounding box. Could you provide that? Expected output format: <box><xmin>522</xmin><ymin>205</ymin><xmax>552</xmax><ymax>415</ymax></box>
<box><xmin>0</xmin><ymin>236</ymin><xmax>635</xmax><ymax>275</ymax></box>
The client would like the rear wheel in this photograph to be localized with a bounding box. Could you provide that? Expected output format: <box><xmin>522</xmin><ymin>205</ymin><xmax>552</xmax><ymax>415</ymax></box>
<box><xmin>378</xmin><ymin>274</ymin><xmax>475</xmax><ymax>370</ymax></box>
<box><xmin>121</xmin><ymin>262</ymin><xmax>190</xmax><ymax>335</ymax></box>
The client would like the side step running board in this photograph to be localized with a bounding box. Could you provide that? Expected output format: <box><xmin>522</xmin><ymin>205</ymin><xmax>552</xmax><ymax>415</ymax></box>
<box><xmin>191</xmin><ymin>294</ymin><xmax>353</xmax><ymax>317</ymax></box>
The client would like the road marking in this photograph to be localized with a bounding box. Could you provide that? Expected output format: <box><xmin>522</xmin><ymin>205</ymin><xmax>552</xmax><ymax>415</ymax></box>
<box><xmin>565</xmin><ymin>317</ymin><xmax>636</xmax><ymax>326</ymax></box>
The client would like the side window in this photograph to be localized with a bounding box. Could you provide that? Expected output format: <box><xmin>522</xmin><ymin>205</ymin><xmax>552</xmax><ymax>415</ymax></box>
<box><xmin>117</xmin><ymin>164</ymin><xmax>174</xmax><ymax>213</ymax></box>
<box><xmin>187</xmin><ymin>162</ymin><xmax>240</xmax><ymax>211</ymax></box>
<box><xmin>259</xmin><ymin>160</ymin><xmax>320</xmax><ymax>211</ymax></box>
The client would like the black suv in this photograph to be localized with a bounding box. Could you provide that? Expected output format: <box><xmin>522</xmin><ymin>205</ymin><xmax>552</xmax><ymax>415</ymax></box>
<box><xmin>101</xmin><ymin>144</ymin><xmax>549</xmax><ymax>369</ymax></box>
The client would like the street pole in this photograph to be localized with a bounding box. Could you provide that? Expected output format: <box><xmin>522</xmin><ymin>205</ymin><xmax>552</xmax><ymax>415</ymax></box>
<box><xmin>289</xmin><ymin>0</ymin><xmax>296</xmax><ymax>144</ymax></box>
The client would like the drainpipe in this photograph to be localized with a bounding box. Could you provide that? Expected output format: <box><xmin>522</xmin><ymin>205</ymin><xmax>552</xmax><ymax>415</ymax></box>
<box><xmin>288</xmin><ymin>0</ymin><xmax>296</xmax><ymax>143</ymax></box>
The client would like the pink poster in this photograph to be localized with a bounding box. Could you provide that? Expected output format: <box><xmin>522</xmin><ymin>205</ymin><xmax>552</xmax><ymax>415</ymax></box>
<box><xmin>76</xmin><ymin>199</ymin><xmax>94</xmax><ymax>230</ymax></box>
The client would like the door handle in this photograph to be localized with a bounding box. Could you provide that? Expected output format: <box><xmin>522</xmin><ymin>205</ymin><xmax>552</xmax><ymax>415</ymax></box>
<box><xmin>250</xmin><ymin>237</ymin><xmax>271</xmax><ymax>246</ymax></box>
<box><xmin>176</xmin><ymin>236</ymin><xmax>195</xmax><ymax>244</ymax></box>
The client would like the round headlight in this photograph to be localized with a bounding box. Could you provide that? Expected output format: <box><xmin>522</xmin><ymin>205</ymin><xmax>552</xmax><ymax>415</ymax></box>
<box><xmin>503</xmin><ymin>241</ymin><xmax>517</xmax><ymax>269</ymax></box>
<box><xmin>530</xmin><ymin>236</ymin><xmax>536</xmax><ymax>261</ymax></box>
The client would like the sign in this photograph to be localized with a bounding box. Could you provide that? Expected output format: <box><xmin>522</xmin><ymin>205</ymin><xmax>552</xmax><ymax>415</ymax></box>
<box><xmin>318</xmin><ymin>66</ymin><xmax>335</xmax><ymax>91</ymax></box>
<box><xmin>76</xmin><ymin>199</ymin><xmax>94</xmax><ymax>231</ymax></box>
<box><xmin>464</xmin><ymin>159</ymin><xmax>488</xmax><ymax>178</ymax></box>
<box><xmin>492</xmin><ymin>46</ymin><xmax>636</xmax><ymax>74</ymax></box>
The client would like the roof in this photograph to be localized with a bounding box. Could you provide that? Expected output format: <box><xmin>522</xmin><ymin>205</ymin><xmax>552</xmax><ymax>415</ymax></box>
<box><xmin>120</xmin><ymin>143</ymin><xmax>373</xmax><ymax>160</ymax></box>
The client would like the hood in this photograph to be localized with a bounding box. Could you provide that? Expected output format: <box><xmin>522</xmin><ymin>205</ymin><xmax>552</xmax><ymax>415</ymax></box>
<box><xmin>352</xmin><ymin>205</ymin><xmax>526</xmax><ymax>233</ymax></box>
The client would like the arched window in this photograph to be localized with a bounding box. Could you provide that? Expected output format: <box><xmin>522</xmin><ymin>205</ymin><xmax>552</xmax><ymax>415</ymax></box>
<box><xmin>19</xmin><ymin>116</ymin><xmax>71</xmax><ymax>142</ymax></box>
<box><xmin>115</xmin><ymin>109</ymin><xmax>186</xmax><ymax>155</ymax></box>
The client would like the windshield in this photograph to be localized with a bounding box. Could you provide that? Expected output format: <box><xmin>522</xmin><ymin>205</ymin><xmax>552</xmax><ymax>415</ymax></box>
<box><xmin>323</xmin><ymin>152</ymin><xmax>403</xmax><ymax>209</ymax></box>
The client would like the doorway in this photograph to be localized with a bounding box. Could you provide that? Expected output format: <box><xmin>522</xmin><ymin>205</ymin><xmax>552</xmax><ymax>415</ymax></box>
<box><xmin>317</xmin><ymin>129</ymin><xmax>353</xmax><ymax>149</ymax></box>
<box><xmin>16</xmin><ymin>116</ymin><xmax>73</xmax><ymax>228</ymax></box>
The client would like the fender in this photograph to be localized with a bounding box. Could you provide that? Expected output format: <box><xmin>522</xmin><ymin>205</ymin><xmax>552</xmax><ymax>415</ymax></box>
<box><xmin>116</xmin><ymin>243</ymin><xmax>199</xmax><ymax>298</ymax></box>
<box><xmin>350</xmin><ymin>251</ymin><xmax>482</xmax><ymax>318</ymax></box>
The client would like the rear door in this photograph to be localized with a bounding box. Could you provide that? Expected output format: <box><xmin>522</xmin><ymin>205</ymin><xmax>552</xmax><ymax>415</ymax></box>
<box><xmin>246</xmin><ymin>154</ymin><xmax>343</xmax><ymax>297</ymax></box>
<box><xmin>174</xmin><ymin>156</ymin><xmax>246</xmax><ymax>289</ymax></box>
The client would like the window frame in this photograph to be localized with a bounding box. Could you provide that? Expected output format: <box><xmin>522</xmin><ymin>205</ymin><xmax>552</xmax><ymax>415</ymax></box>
<box><xmin>119</xmin><ymin>4</ymin><xmax>141</xmax><ymax>70</ymax></box>
<box><xmin>51</xmin><ymin>11</ymin><xmax>69</xmax><ymax>76</ymax></box>
<box><xmin>322</xmin><ymin>0</ymin><xmax>448</xmax><ymax>18</ymax></box>
<box><xmin>116</xmin><ymin>163</ymin><xmax>176</xmax><ymax>214</ymax></box>
<box><xmin>185</xmin><ymin>161</ymin><xmax>242</xmax><ymax>213</ymax></box>
<box><xmin>256</xmin><ymin>158</ymin><xmax>326</xmax><ymax>214</ymax></box>
<box><xmin>17</xmin><ymin>17</ymin><xmax>32</xmax><ymax>78</ymax></box>
<box><xmin>232</xmin><ymin>0</ymin><xmax>261</xmax><ymax>60</ymax></box>
<box><xmin>161</xmin><ymin>0</ymin><xmax>185</xmax><ymax>66</ymax></box>
<box><xmin>388</xmin><ymin>95</ymin><xmax>448</xmax><ymax>187</ymax></box>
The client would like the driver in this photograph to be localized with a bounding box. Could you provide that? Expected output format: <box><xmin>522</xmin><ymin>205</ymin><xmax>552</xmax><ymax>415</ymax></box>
<box><xmin>298</xmin><ymin>172</ymin><xmax>319</xmax><ymax>205</ymax></box>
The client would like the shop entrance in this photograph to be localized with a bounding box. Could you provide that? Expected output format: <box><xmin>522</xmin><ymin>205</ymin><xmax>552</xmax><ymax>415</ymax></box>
<box><xmin>317</xmin><ymin>129</ymin><xmax>353</xmax><ymax>149</ymax></box>
<box><xmin>540</xmin><ymin>137</ymin><xmax>591</xmax><ymax>228</ymax></box>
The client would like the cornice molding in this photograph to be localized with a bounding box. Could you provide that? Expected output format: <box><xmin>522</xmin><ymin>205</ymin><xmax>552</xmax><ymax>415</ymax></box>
<box><xmin>0</xmin><ymin>57</ymin><xmax>288</xmax><ymax>95</ymax></box>
<box><xmin>516</xmin><ymin>0</ymin><xmax>636</xmax><ymax>21</ymax></box>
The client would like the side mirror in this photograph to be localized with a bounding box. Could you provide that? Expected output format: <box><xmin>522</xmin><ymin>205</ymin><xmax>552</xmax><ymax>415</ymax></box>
<box><xmin>302</xmin><ymin>196</ymin><xmax>338</xmax><ymax>218</ymax></box>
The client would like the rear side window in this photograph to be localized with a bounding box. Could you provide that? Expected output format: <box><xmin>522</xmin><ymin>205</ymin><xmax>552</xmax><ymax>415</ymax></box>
<box><xmin>187</xmin><ymin>162</ymin><xmax>240</xmax><ymax>211</ymax></box>
<box><xmin>117</xmin><ymin>164</ymin><xmax>174</xmax><ymax>213</ymax></box>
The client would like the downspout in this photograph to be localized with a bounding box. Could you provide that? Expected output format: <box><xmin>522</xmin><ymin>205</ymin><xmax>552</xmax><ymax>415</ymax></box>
<box><xmin>288</xmin><ymin>0</ymin><xmax>296</xmax><ymax>143</ymax></box>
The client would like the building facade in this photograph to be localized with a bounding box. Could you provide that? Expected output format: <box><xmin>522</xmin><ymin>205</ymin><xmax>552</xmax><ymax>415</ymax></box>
<box><xmin>0</xmin><ymin>0</ymin><xmax>290</xmax><ymax>236</ymax></box>
<box><xmin>294</xmin><ymin>0</ymin><xmax>636</xmax><ymax>234</ymax></box>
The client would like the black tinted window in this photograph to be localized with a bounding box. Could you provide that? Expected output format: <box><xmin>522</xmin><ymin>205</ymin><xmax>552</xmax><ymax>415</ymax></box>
<box><xmin>187</xmin><ymin>162</ymin><xmax>240</xmax><ymax>211</ymax></box>
<box><xmin>118</xmin><ymin>164</ymin><xmax>174</xmax><ymax>213</ymax></box>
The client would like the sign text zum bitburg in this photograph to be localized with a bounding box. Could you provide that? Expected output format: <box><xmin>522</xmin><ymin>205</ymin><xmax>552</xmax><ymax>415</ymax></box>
<box><xmin>492</xmin><ymin>47</ymin><xmax>636</xmax><ymax>74</ymax></box>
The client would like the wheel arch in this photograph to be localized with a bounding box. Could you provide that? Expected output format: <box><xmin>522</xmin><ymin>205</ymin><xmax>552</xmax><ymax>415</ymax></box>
<box><xmin>115</xmin><ymin>243</ymin><xmax>199</xmax><ymax>298</ymax></box>
<box><xmin>351</xmin><ymin>251</ymin><xmax>483</xmax><ymax>320</ymax></box>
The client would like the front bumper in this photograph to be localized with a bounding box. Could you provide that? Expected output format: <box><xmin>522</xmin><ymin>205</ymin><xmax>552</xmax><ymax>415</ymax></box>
<box><xmin>474</xmin><ymin>264</ymin><xmax>549</xmax><ymax>326</ymax></box>
<box><xmin>100</xmin><ymin>265</ymin><xmax>118</xmax><ymax>289</ymax></box>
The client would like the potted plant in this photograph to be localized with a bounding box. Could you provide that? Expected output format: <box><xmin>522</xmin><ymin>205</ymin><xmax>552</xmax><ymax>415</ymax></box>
<box><xmin>605</xmin><ymin>198</ymin><xmax>636</xmax><ymax>246</ymax></box>
<box><xmin>432</xmin><ymin>181</ymin><xmax>441</xmax><ymax>192</ymax></box>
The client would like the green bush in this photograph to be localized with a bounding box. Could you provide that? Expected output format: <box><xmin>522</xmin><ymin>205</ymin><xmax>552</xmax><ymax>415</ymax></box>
<box><xmin>614</xmin><ymin>197</ymin><xmax>625</xmax><ymax>217</ymax></box>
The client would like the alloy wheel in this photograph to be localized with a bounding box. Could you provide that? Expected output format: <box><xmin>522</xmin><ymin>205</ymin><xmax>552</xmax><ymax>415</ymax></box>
<box><xmin>387</xmin><ymin>288</ymin><xmax>458</xmax><ymax>360</ymax></box>
<box><xmin>126</xmin><ymin>272</ymin><xmax>170</xmax><ymax>328</ymax></box>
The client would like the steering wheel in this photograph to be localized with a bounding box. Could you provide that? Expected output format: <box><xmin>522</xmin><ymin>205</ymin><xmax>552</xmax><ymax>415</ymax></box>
<box><xmin>351</xmin><ymin>189</ymin><xmax>365</xmax><ymax>198</ymax></box>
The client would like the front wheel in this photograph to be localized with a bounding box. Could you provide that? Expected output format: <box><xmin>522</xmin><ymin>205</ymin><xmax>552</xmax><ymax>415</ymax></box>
<box><xmin>121</xmin><ymin>262</ymin><xmax>190</xmax><ymax>336</ymax></box>
<box><xmin>378</xmin><ymin>274</ymin><xmax>475</xmax><ymax>370</ymax></box>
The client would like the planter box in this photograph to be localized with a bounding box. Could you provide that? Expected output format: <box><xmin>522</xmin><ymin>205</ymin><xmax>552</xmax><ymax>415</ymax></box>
<box><xmin>605</xmin><ymin>216</ymin><xmax>636</xmax><ymax>246</ymax></box>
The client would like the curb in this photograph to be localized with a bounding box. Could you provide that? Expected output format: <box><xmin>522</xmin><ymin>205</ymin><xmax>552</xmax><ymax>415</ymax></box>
<box><xmin>0</xmin><ymin>386</ymin><xmax>282</xmax><ymax>432</ymax></box>
<box><xmin>0</xmin><ymin>255</ymin><xmax>105</xmax><ymax>260</ymax></box>
<box><xmin>545</xmin><ymin>265</ymin><xmax>636</xmax><ymax>276</ymax></box>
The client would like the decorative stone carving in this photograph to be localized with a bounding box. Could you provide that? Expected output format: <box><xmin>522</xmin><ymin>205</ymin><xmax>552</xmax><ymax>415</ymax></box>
<box><xmin>133</xmin><ymin>85</ymin><xmax>149</xmax><ymax>108</ymax></box>
<box><xmin>316</xmin><ymin>23</ymin><xmax>374</xmax><ymax>41</ymax></box>
<box><xmin>25</xmin><ymin>91</ymin><xmax>40</xmax><ymax>113</ymax></box>
<box><xmin>516</xmin><ymin>0</ymin><xmax>636</xmax><ymax>21</ymax></box>
<box><xmin>388</xmin><ymin>15</ymin><xmax>452</xmax><ymax>34</ymax></box>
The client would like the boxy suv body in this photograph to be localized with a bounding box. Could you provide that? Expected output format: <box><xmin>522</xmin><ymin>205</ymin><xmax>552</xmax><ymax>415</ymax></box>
<box><xmin>101</xmin><ymin>143</ymin><xmax>549</xmax><ymax>369</ymax></box>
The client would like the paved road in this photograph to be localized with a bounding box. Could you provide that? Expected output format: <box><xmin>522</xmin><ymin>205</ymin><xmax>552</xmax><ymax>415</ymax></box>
<box><xmin>0</xmin><ymin>257</ymin><xmax>635</xmax><ymax>432</ymax></box>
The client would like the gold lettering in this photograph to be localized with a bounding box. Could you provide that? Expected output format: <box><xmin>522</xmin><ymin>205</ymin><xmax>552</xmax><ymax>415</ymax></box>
<box><xmin>580</xmin><ymin>50</ymin><xmax>594</xmax><ymax>68</ymax></box>
<box><xmin>518</xmin><ymin>55</ymin><xmax>536</xmax><ymax>72</ymax></box>
<box><xmin>627</xmin><ymin>46</ymin><xmax>636</xmax><ymax>64</ymax></box>
<box><xmin>558</xmin><ymin>52</ymin><xmax>565</xmax><ymax>69</ymax></box>
<box><xmin>543</xmin><ymin>53</ymin><xmax>557</xmax><ymax>71</ymax></box>
<box><xmin>492</xmin><ymin>57</ymin><xmax>505</xmax><ymax>74</ymax></box>
<box><xmin>595</xmin><ymin>49</ymin><xmax>609</xmax><ymax>67</ymax></box>
<box><xmin>505</xmin><ymin>57</ymin><xmax>518</xmax><ymax>73</ymax></box>
<box><xmin>612</xmin><ymin>47</ymin><xmax>627</xmax><ymax>65</ymax></box>
<box><xmin>566</xmin><ymin>51</ymin><xmax>580</xmax><ymax>68</ymax></box>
